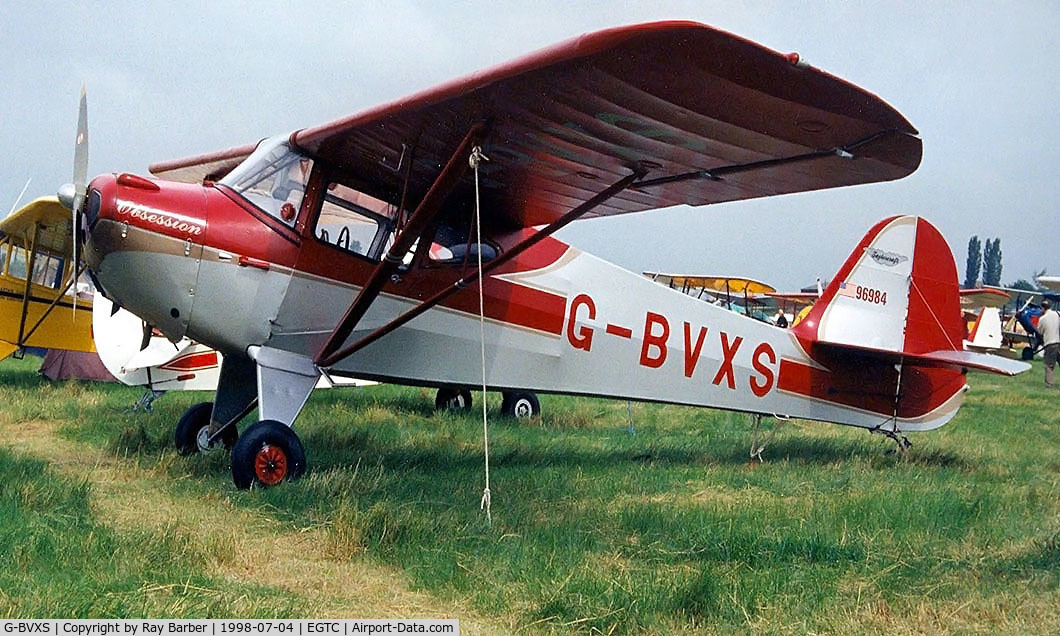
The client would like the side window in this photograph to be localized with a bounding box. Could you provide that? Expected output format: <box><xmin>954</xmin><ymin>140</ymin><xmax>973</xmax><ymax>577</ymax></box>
<box><xmin>8</xmin><ymin>247</ymin><xmax>27</xmax><ymax>279</ymax></box>
<box><xmin>30</xmin><ymin>252</ymin><xmax>63</xmax><ymax>289</ymax></box>
<box><xmin>228</xmin><ymin>153</ymin><xmax>312</xmax><ymax>226</ymax></box>
<box><xmin>314</xmin><ymin>182</ymin><xmax>396</xmax><ymax>260</ymax></box>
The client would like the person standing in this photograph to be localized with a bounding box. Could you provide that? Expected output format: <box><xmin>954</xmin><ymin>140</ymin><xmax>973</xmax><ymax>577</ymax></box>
<box><xmin>1039</xmin><ymin>299</ymin><xmax>1060</xmax><ymax>387</ymax></box>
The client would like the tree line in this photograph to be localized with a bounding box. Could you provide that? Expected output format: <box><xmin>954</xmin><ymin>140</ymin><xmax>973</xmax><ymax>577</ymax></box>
<box><xmin>964</xmin><ymin>235</ymin><xmax>1003</xmax><ymax>288</ymax></box>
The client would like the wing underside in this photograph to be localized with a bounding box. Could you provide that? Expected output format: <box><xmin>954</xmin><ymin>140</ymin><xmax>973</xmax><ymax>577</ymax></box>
<box><xmin>151</xmin><ymin>21</ymin><xmax>922</xmax><ymax>229</ymax></box>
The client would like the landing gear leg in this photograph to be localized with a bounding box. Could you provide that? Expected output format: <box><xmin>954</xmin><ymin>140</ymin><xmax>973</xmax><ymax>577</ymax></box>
<box><xmin>131</xmin><ymin>389</ymin><xmax>165</xmax><ymax>413</ymax></box>
<box><xmin>870</xmin><ymin>422</ymin><xmax>911</xmax><ymax>455</ymax></box>
<box><xmin>204</xmin><ymin>353</ymin><xmax>258</xmax><ymax>449</ymax></box>
<box><xmin>749</xmin><ymin>413</ymin><xmax>789</xmax><ymax>463</ymax></box>
<box><xmin>230</xmin><ymin>346</ymin><xmax>320</xmax><ymax>489</ymax></box>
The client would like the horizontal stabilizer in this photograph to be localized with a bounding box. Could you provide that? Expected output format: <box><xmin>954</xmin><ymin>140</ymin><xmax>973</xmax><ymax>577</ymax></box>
<box><xmin>814</xmin><ymin>339</ymin><xmax>1030</xmax><ymax>376</ymax></box>
<box><xmin>910</xmin><ymin>350</ymin><xmax>1030</xmax><ymax>376</ymax></box>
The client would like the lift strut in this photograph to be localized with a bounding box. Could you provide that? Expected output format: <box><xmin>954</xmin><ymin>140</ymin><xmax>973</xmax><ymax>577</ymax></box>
<box><xmin>314</xmin><ymin>123</ymin><xmax>487</xmax><ymax>367</ymax></box>
<box><xmin>317</xmin><ymin>168</ymin><xmax>645</xmax><ymax>367</ymax></box>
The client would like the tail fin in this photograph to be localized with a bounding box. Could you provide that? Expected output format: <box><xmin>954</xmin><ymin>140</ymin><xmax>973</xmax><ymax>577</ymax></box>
<box><xmin>794</xmin><ymin>216</ymin><xmax>1028</xmax><ymax>375</ymax></box>
<box><xmin>965</xmin><ymin>307</ymin><xmax>1002</xmax><ymax>351</ymax></box>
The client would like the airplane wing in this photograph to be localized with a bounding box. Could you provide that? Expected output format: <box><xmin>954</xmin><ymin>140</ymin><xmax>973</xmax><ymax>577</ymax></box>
<box><xmin>985</xmin><ymin>284</ymin><xmax>1042</xmax><ymax>303</ymax></box>
<box><xmin>150</xmin><ymin>21</ymin><xmax>921</xmax><ymax>228</ymax></box>
<box><xmin>959</xmin><ymin>287</ymin><xmax>1010</xmax><ymax>308</ymax></box>
<box><xmin>0</xmin><ymin>196</ymin><xmax>72</xmax><ymax>256</ymax></box>
<box><xmin>766</xmin><ymin>292</ymin><xmax>819</xmax><ymax>307</ymax></box>
<box><xmin>645</xmin><ymin>272</ymin><xmax>776</xmax><ymax>295</ymax></box>
<box><xmin>1037</xmin><ymin>276</ymin><xmax>1060</xmax><ymax>292</ymax></box>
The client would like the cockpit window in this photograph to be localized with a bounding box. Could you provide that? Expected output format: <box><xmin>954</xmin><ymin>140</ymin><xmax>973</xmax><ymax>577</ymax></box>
<box><xmin>427</xmin><ymin>223</ymin><xmax>497</xmax><ymax>264</ymax></box>
<box><xmin>314</xmin><ymin>182</ymin><xmax>398</xmax><ymax>260</ymax></box>
<box><xmin>220</xmin><ymin>137</ymin><xmax>313</xmax><ymax>226</ymax></box>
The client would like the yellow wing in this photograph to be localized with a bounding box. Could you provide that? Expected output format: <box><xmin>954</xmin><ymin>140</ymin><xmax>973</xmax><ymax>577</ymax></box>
<box><xmin>0</xmin><ymin>197</ymin><xmax>94</xmax><ymax>353</ymax></box>
<box><xmin>644</xmin><ymin>272</ymin><xmax>776</xmax><ymax>296</ymax></box>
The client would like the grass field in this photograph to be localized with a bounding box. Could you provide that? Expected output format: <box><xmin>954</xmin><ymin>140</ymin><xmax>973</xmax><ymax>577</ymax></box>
<box><xmin>0</xmin><ymin>354</ymin><xmax>1057</xmax><ymax>633</ymax></box>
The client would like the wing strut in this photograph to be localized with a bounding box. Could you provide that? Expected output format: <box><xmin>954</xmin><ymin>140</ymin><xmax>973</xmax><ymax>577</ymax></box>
<box><xmin>314</xmin><ymin>122</ymin><xmax>487</xmax><ymax>367</ymax></box>
<box><xmin>16</xmin><ymin>223</ymin><xmax>41</xmax><ymax>346</ymax></box>
<box><xmin>18</xmin><ymin>262</ymin><xmax>87</xmax><ymax>347</ymax></box>
<box><xmin>315</xmin><ymin>168</ymin><xmax>645</xmax><ymax>368</ymax></box>
<box><xmin>632</xmin><ymin>129</ymin><xmax>898</xmax><ymax>191</ymax></box>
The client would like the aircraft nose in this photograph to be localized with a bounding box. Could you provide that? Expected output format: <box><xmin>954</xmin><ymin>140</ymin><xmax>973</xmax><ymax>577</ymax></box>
<box><xmin>82</xmin><ymin>174</ymin><xmax>208</xmax><ymax>341</ymax></box>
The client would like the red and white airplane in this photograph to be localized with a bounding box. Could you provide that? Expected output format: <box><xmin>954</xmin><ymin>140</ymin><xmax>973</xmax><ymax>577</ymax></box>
<box><xmin>57</xmin><ymin>21</ymin><xmax>1027</xmax><ymax>488</ymax></box>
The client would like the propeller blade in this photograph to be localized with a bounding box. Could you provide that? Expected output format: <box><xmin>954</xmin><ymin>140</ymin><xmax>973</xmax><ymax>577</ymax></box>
<box><xmin>72</xmin><ymin>86</ymin><xmax>88</xmax><ymax>270</ymax></box>
<box><xmin>74</xmin><ymin>86</ymin><xmax>89</xmax><ymax>196</ymax></box>
<box><xmin>140</xmin><ymin>321</ymin><xmax>153</xmax><ymax>352</ymax></box>
<box><xmin>70</xmin><ymin>86</ymin><xmax>89</xmax><ymax>319</ymax></box>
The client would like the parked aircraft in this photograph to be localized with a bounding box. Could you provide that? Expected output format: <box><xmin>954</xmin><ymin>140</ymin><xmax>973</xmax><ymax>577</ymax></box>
<box><xmin>987</xmin><ymin>284</ymin><xmax>1060</xmax><ymax>359</ymax></box>
<box><xmin>57</xmin><ymin>21</ymin><xmax>1028</xmax><ymax>488</ymax></box>
<box><xmin>644</xmin><ymin>273</ymin><xmax>776</xmax><ymax>318</ymax></box>
<box><xmin>0</xmin><ymin>196</ymin><xmax>93</xmax><ymax>361</ymax></box>
<box><xmin>959</xmin><ymin>288</ymin><xmax>1010</xmax><ymax>352</ymax></box>
<box><xmin>1037</xmin><ymin>276</ymin><xmax>1060</xmax><ymax>292</ymax></box>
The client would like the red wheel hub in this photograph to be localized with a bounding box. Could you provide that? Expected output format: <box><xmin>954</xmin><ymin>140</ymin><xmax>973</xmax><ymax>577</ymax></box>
<box><xmin>254</xmin><ymin>444</ymin><xmax>288</xmax><ymax>486</ymax></box>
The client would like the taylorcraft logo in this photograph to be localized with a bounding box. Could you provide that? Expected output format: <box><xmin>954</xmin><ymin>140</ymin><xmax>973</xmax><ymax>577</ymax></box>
<box><xmin>866</xmin><ymin>247</ymin><xmax>908</xmax><ymax>267</ymax></box>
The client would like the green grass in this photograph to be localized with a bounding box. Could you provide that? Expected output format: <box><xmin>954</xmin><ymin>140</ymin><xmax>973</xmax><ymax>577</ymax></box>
<box><xmin>0</xmin><ymin>354</ymin><xmax>1057</xmax><ymax>632</ymax></box>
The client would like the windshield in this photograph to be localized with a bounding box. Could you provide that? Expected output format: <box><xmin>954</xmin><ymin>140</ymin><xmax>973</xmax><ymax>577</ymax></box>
<box><xmin>220</xmin><ymin>136</ymin><xmax>313</xmax><ymax>226</ymax></box>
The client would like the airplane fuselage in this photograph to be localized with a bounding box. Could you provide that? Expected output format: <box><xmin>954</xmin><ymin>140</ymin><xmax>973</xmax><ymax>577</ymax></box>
<box><xmin>83</xmin><ymin>160</ymin><xmax>966</xmax><ymax>434</ymax></box>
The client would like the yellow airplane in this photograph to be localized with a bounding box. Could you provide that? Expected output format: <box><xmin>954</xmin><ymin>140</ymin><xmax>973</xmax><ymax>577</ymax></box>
<box><xmin>643</xmin><ymin>272</ymin><xmax>777</xmax><ymax>317</ymax></box>
<box><xmin>0</xmin><ymin>196</ymin><xmax>94</xmax><ymax>360</ymax></box>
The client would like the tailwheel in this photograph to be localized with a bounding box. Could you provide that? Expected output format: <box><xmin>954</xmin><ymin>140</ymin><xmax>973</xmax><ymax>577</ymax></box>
<box><xmin>501</xmin><ymin>391</ymin><xmax>540</xmax><ymax>419</ymax></box>
<box><xmin>174</xmin><ymin>402</ymin><xmax>237</xmax><ymax>455</ymax></box>
<box><xmin>231</xmin><ymin>420</ymin><xmax>306</xmax><ymax>489</ymax></box>
<box><xmin>435</xmin><ymin>387</ymin><xmax>472</xmax><ymax>411</ymax></box>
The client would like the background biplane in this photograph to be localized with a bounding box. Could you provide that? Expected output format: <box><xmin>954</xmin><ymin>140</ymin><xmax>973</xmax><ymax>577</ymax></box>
<box><xmin>987</xmin><ymin>283</ymin><xmax>1060</xmax><ymax>359</ymax></box>
<box><xmin>1037</xmin><ymin>275</ymin><xmax>1060</xmax><ymax>292</ymax></box>
<box><xmin>58</xmin><ymin>21</ymin><xmax>1028</xmax><ymax>489</ymax></box>
<box><xmin>644</xmin><ymin>273</ymin><xmax>776</xmax><ymax>320</ymax></box>
<box><xmin>0</xmin><ymin>196</ymin><xmax>93</xmax><ymax>361</ymax></box>
<box><xmin>958</xmin><ymin>287</ymin><xmax>1010</xmax><ymax>352</ymax></box>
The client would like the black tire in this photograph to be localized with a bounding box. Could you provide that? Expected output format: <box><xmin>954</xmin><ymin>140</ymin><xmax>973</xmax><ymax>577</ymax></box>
<box><xmin>501</xmin><ymin>391</ymin><xmax>540</xmax><ymax>419</ymax></box>
<box><xmin>231</xmin><ymin>420</ymin><xmax>307</xmax><ymax>490</ymax></box>
<box><xmin>1021</xmin><ymin>346</ymin><xmax>1035</xmax><ymax>361</ymax></box>
<box><xmin>174</xmin><ymin>402</ymin><xmax>237</xmax><ymax>455</ymax></box>
<box><xmin>435</xmin><ymin>387</ymin><xmax>472</xmax><ymax>411</ymax></box>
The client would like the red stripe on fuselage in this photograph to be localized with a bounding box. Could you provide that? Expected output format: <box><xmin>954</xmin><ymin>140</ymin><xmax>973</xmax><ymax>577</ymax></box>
<box><xmin>107</xmin><ymin>179</ymin><xmax>571</xmax><ymax>336</ymax></box>
<box><xmin>160</xmin><ymin>350</ymin><xmax>219</xmax><ymax>372</ymax></box>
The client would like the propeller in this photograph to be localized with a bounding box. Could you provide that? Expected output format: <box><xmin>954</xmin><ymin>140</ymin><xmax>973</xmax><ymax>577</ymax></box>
<box><xmin>57</xmin><ymin>86</ymin><xmax>89</xmax><ymax>315</ymax></box>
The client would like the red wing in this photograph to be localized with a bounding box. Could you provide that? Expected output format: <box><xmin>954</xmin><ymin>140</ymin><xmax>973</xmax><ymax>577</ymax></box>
<box><xmin>151</xmin><ymin>144</ymin><xmax>257</xmax><ymax>184</ymax></box>
<box><xmin>959</xmin><ymin>288</ymin><xmax>1011</xmax><ymax>308</ymax></box>
<box><xmin>153</xmin><ymin>21</ymin><xmax>922</xmax><ymax>228</ymax></box>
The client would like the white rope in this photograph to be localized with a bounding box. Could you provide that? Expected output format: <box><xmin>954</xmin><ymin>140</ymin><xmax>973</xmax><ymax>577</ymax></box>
<box><xmin>469</xmin><ymin>145</ymin><xmax>492</xmax><ymax>526</ymax></box>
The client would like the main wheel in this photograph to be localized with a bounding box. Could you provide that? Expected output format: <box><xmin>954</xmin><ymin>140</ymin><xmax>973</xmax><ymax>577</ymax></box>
<box><xmin>435</xmin><ymin>387</ymin><xmax>472</xmax><ymax>411</ymax></box>
<box><xmin>231</xmin><ymin>420</ymin><xmax>307</xmax><ymax>489</ymax></box>
<box><xmin>174</xmin><ymin>402</ymin><xmax>237</xmax><ymax>455</ymax></box>
<box><xmin>1021</xmin><ymin>346</ymin><xmax>1035</xmax><ymax>361</ymax></box>
<box><xmin>501</xmin><ymin>391</ymin><xmax>540</xmax><ymax>419</ymax></box>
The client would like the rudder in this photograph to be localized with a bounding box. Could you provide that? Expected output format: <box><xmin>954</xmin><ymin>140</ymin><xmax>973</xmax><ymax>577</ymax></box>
<box><xmin>794</xmin><ymin>216</ymin><xmax>964</xmax><ymax>356</ymax></box>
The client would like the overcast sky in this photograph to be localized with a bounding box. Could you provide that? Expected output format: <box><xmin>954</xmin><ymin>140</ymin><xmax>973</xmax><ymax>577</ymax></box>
<box><xmin>2</xmin><ymin>1</ymin><xmax>1056</xmax><ymax>289</ymax></box>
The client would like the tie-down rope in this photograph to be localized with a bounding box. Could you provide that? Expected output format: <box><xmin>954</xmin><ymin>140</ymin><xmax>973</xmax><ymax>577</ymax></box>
<box><xmin>469</xmin><ymin>145</ymin><xmax>492</xmax><ymax>526</ymax></box>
